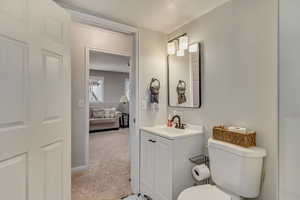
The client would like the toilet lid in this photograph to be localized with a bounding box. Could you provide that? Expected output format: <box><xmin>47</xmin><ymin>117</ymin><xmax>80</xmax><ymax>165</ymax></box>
<box><xmin>178</xmin><ymin>185</ymin><xmax>231</xmax><ymax>200</ymax></box>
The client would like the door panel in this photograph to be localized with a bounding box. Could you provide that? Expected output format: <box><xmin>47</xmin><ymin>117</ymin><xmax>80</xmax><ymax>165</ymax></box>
<box><xmin>0</xmin><ymin>154</ymin><xmax>27</xmax><ymax>200</ymax></box>
<box><xmin>0</xmin><ymin>0</ymin><xmax>70</xmax><ymax>200</ymax></box>
<box><xmin>41</xmin><ymin>1</ymin><xmax>68</xmax><ymax>55</ymax></box>
<box><xmin>42</xmin><ymin>141</ymin><xmax>63</xmax><ymax>200</ymax></box>
<box><xmin>0</xmin><ymin>15</ymin><xmax>30</xmax><ymax>168</ymax></box>
<box><xmin>0</xmin><ymin>36</ymin><xmax>28</xmax><ymax>129</ymax></box>
<box><xmin>0</xmin><ymin>0</ymin><xmax>27</xmax><ymax>21</ymax></box>
<box><xmin>140</xmin><ymin>132</ymin><xmax>155</xmax><ymax>198</ymax></box>
<box><xmin>0</xmin><ymin>0</ymin><xmax>29</xmax><ymax>45</ymax></box>
<box><xmin>42</xmin><ymin>50</ymin><xmax>64</xmax><ymax>122</ymax></box>
<box><xmin>37</xmin><ymin>1</ymin><xmax>70</xmax><ymax>200</ymax></box>
<box><xmin>155</xmin><ymin>137</ymin><xmax>173</xmax><ymax>200</ymax></box>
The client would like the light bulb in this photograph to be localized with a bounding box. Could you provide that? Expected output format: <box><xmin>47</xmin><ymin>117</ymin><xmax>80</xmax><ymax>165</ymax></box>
<box><xmin>179</xmin><ymin>35</ymin><xmax>188</xmax><ymax>50</ymax></box>
<box><xmin>189</xmin><ymin>43</ymin><xmax>199</xmax><ymax>53</ymax></box>
<box><xmin>167</xmin><ymin>41</ymin><xmax>176</xmax><ymax>55</ymax></box>
<box><xmin>177</xmin><ymin>49</ymin><xmax>185</xmax><ymax>56</ymax></box>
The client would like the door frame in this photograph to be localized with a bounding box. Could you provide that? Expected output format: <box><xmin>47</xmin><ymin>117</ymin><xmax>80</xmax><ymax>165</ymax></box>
<box><xmin>84</xmin><ymin>47</ymin><xmax>132</xmax><ymax>165</ymax></box>
<box><xmin>69</xmin><ymin>9</ymin><xmax>141</xmax><ymax>193</ymax></box>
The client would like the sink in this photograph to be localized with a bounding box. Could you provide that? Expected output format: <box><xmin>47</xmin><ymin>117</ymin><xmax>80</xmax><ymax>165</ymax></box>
<box><xmin>140</xmin><ymin>124</ymin><xmax>204</xmax><ymax>140</ymax></box>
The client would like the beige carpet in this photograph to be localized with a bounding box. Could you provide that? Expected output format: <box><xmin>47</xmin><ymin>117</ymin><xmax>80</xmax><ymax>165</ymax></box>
<box><xmin>72</xmin><ymin>129</ymin><xmax>133</xmax><ymax>200</ymax></box>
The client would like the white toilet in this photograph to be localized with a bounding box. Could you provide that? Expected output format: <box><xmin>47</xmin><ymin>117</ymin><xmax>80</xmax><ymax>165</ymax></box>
<box><xmin>178</xmin><ymin>138</ymin><xmax>266</xmax><ymax>200</ymax></box>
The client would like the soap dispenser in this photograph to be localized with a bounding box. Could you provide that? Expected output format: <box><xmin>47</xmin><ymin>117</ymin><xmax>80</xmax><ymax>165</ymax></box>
<box><xmin>167</xmin><ymin>114</ymin><xmax>173</xmax><ymax>127</ymax></box>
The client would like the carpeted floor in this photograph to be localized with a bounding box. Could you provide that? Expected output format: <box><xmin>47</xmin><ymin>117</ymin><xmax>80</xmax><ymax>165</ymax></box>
<box><xmin>72</xmin><ymin>129</ymin><xmax>133</xmax><ymax>200</ymax></box>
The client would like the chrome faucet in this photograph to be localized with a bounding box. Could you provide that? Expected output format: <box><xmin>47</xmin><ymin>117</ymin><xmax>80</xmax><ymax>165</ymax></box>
<box><xmin>171</xmin><ymin>115</ymin><xmax>185</xmax><ymax>129</ymax></box>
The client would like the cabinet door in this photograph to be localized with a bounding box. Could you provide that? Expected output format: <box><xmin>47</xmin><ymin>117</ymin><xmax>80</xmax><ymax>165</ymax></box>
<box><xmin>140</xmin><ymin>131</ymin><xmax>156</xmax><ymax>198</ymax></box>
<box><xmin>154</xmin><ymin>137</ymin><xmax>173</xmax><ymax>200</ymax></box>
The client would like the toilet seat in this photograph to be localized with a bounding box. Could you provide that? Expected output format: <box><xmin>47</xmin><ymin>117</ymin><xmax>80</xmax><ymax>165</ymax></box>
<box><xmin>178</xmin><ymin>185</ymin><xmax>231</xmax><ymax>200</ymax></box>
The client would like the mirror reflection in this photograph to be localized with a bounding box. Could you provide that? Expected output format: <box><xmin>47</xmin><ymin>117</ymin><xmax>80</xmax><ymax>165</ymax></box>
<box><xmin>168</xmin><ymin>43</ymin><xmax>201</xmax><ymax>108</ymax></box>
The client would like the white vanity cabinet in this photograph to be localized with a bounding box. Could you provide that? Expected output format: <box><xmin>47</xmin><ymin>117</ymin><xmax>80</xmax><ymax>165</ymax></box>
<box><xmin>140</xmin><ymin>127</ymin><xmax>204</xmax><ymax>200</ymax></box>
<box><xmin>140</xmin><ymin>131</ymin><xmax>173</xmax><ymax>200</ymax></box>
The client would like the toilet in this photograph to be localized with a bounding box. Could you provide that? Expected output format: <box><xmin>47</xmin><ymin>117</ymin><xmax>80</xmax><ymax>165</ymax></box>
<box><xmin>178</xmin><ymin>138</ymin><xmax>266</xmax><ymax>200</ymax></box>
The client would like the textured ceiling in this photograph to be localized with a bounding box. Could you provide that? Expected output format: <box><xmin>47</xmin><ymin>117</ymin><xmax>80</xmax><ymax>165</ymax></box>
<box><xmin>56</xmin><ymin>0</ymin><xmax>229</xmax><ymax>33</ymax></box>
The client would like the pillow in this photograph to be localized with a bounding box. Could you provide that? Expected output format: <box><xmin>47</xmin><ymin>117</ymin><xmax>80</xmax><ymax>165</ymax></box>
<box><xmin>104</xmin><ymin>108</ymin><xmax>116</xmax><ymax>118</ymax></box>
<box><xmin>92</xmin><ymin>109</ymin><xmax>105</xmax><ymax>118</ymax></box>
<box><xmin>89</xmin><ymin>109</ymin><xmax>93</xmax><ymax>118</ymax></box>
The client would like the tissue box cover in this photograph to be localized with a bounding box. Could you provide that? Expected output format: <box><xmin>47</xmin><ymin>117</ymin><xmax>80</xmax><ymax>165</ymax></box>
<box><xmin>213</xmin><ymin>126</ymin><xmax>256</xmax><ymax>148</ymax></box>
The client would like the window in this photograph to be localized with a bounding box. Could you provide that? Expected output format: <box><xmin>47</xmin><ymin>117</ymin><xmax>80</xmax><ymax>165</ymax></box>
<box><xmin>125</xmin><ymin>78</ymin><xmax>130</xmax><ymax>101</ymax></box>
<box><xmin>89</xmin><ymin>76</ymin><xmax>104</xmax><ymax>103</ymax></box>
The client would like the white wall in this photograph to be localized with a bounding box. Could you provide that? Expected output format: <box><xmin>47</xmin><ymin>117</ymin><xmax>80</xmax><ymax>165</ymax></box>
<box><xmin>279</xmin><ymin>1</ymin><xmax>300</xmax><ymax>199</ymax></box>
<box><xmin>70</xmin><ymin>22</ymin><xmax>168</xmax><ymax>169</ymax></box>
<box><xmin>71</xmin><ymin>22</ymin><xmax>133</xmax><ymax>168</ymax></box>
<box><xmin>139</xmin><ymin>28</ymin><xmax>167</xmax><ymax>127</ymax></box>
<box><xmin>126</xmin><ymin>28</ymin><xmax>168</xmax><ymax>193</ymax></box>
<box><xmin>168</xmin><ymin>1</ymin><xmax>278</xmax><ymax>199</ymax></box>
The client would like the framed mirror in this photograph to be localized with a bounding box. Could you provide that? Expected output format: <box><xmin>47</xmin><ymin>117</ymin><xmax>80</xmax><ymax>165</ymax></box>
<box><xmin>168</xmin><ymin>42</ymin><xmax>201</xmax><ymax>108</ymax></box>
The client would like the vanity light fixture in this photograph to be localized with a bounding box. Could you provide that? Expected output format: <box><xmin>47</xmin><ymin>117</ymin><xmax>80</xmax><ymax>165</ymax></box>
<box><xmin>189</xmin><ymin>43</ymin><xmax>199</xmax><ymax>53</ymax></box>
<box><xmin>167</xmin><ymin>40</ymin><xmax>177</xmax><ymax>55</ymax></box>
<box><xmin>176</xmin><ymin>49</ymin><xmax>185</xmax><ymax>57</ymax></box>
<box><xmin>179</xmin><ymin>35</ymin><xmax>189</xmax><ymax>50</ymax></box>
<box><xmin>168</xmin><ymin>33</ymin><xmax>189</xmax><ymax>56</ymax></box>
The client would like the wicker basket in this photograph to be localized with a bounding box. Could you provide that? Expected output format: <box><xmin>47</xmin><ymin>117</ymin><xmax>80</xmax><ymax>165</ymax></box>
<box><xmin>213</xmin><ymin>126</ymin><xmax>256</xmax><ymax>148</ymax></box>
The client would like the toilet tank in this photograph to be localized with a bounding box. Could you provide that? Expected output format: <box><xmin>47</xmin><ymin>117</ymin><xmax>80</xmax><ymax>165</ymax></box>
<box><xmin>208</xmin><ymin>138</ymin><xmax>266</xmax><ymax>198</ymax></box>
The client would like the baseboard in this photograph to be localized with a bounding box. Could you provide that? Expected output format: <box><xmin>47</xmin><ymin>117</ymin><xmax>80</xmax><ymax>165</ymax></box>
<box><xmin>72</xmin><ymin>165</ymin><xmax>88</xmax><ymax>173</ymax></box>
<box><xmin>89</xmin><ymin>128</ymin><xmax>119</xmax><ymax>133</ymax></box>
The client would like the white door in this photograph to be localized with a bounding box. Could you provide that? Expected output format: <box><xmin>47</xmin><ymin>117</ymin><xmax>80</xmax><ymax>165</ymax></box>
<box><xmin>140</xmin><ymin>132</ymin><xmax>156</xmax><ymax>198</ymax></box>
<box><xmin>0</xmin><ymin>0</ymin><xmax>71</xmax><ymax>200</ymax></box>
<box><xmin>155</xmin><ymin>137</ymin><xmax>173</xmax><ymax>200</ymax></box>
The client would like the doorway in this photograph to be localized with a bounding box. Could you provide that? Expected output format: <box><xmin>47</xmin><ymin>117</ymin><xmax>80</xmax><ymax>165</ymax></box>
<box><xmin>72</xmin><ymin>49</ymin><xmax>133</xmax><ymax>199</ymax></box>
<box><xmin>69</xmin><ymin>12</ymin><xmax>140</xmax><ymax>200</ymax></box>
